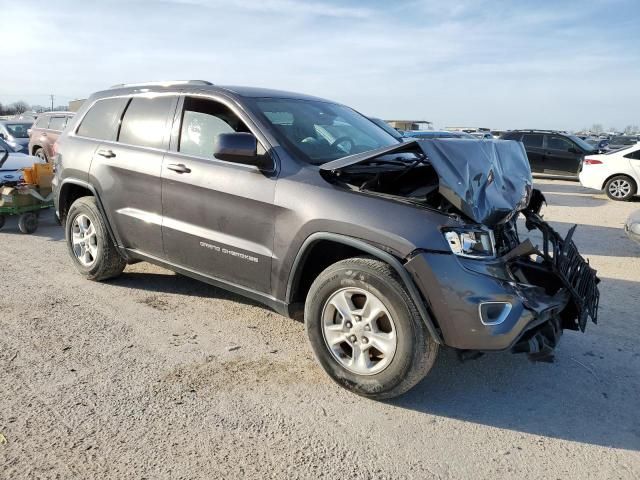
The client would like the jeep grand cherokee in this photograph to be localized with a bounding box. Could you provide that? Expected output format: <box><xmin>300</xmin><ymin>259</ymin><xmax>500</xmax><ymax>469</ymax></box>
<box><xmin>53</xmin><ymin>80</ymin><xmax>600</xmax><ymax>399</ymax></box>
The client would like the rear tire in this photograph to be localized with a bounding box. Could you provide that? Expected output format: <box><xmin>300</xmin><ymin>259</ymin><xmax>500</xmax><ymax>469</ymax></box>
<box><xmin>34</xmin><ymin>148</ymin><xmax>47</xmax><ymax>162</ymax></box>
<box><xmin>65</xmin><ymin>196</ymin><xmax>126</xmax><ymax>281</ymax></box>
<box><xmin>18</xmin><ymin>212</ymin><xmax>38</xmax><ymax>234</ymax></box>
<box><xmin>305</xmin><ymin>256</ymin><xmax>438</xmax><ymax>399</ymax></box>
<box><xmin>605</xmin><ymin>175</ymin><xmax>636</xmax><ymax>201</ymax></box>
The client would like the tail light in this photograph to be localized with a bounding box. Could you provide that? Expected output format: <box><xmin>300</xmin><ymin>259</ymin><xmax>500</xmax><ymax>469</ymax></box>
<box><xmin>584</xmin><ymin>158</ymin><xmax>602</xmax><ymax>165</ymax></box>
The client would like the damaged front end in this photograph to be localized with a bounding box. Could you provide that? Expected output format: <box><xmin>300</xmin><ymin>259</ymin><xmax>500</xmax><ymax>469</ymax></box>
<box><xmin>320</xmin><ymin>139</ymin><xmax>600</xmax><ymax>361</ymax></box>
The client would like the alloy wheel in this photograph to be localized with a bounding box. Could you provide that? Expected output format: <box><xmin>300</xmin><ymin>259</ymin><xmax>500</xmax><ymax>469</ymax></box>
<box><xmin>608</xmin><ymin>179</ymin><xmax>632</xmax><ymax>199</ymax></box>
<box><xmin>71</xmin><ymin>214</ymin><xmax>99</xmax><ymax>267</ymax></box>
<box><xmin>321</xmin><ymin>287</ymin><xmax>397</xmax><ymax>375</ymax></box>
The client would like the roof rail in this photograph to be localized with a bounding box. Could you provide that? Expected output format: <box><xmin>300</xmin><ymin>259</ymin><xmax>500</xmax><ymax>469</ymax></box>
<box><xmin>109</xmin><ymin>80</ymin><xmax>213</xmax><ymax>89</ymax></box>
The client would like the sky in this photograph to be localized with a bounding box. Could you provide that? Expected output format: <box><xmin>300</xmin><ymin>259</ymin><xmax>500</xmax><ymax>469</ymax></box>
<box><xmin>1</xmin><ymin>0</ymin><xmax>639</xmax><ymax>131</ymax></box>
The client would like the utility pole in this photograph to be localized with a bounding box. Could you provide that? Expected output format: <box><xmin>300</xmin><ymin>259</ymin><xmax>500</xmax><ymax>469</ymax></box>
<box><xmin>50</xmin><ymin>94</ymin><xmax>54</xmax><ymax>111</ymax></box>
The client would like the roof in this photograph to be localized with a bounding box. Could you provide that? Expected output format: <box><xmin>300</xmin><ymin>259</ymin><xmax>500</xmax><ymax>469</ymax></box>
<box><xmin>98</xmin><ymin>80</ymin><xmax>336</xmax><ymax>103</ymax></box>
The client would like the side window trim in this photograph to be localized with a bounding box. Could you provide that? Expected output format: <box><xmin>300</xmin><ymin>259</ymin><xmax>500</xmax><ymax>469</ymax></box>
<box><xmin>170</xmin><ymin>93</ymin><xmax>274</xmax><ymax>169</ymax></box>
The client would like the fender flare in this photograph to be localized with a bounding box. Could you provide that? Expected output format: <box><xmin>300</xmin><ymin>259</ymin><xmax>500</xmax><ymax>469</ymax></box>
<box><xmin>58</xmin><ymin>178</ymin><xmax>123</xmax><ymax>252</ymax></box>
<box><xmin>286</xmin><ymin>232</ymin><xmax>442</xmax><ymax>344</ymax></box>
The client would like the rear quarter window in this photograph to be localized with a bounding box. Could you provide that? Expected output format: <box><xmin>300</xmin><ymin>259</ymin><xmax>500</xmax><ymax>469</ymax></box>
<box><xmin>624</xmin><ymin>150</ymin><xmax>640</xmax><ymax>160</ymax></box>
<box><xmin>48</xmin><ymin>116</ymin><xmax>67</xmax><ymax>131</ymax></box>
<box><xmin>76</xmin><ymin>97</ymin><xmax>129</xmax><ymax>141</ymax></box>
<box><xmin>34</xmin><ymin>116</ymin><xmax>49</xmax><ymax>129</ymax></box>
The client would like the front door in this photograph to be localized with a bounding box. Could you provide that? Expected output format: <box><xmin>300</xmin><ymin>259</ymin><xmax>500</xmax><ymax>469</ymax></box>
<box><xmin>543</xmin><ymin>135</ymin><xmax>582</xmax><ymax>176</ymax></box>
<box><xmin>161</xmin><ymin>95</ymin><xmax>276</xmax><ymax>294</ymax></box>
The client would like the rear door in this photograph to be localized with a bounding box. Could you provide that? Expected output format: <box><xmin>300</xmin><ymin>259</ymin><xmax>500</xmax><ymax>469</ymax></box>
<box><xmin>83</xmin><ymin>94</ymin><xmax>177</xmax><ymax>258</ymax></box>
<box><xmin>44</xmin><ymin>115</ymin><xmax>68</xmax><ymax>158</ymax></box>
<box><xmin>161</xmin><ymin>95</ymin><xmax>276</xmax><ymax>293</ymax></box>
<box><xmin>544</xmin><ymin>135</ymin><xmax>582</xmax><ymax>176</ymax></box>
<box><xmin>520</xmin><ymin>133</ymin><xmax>544</xmax><ymax>173</ymax></box>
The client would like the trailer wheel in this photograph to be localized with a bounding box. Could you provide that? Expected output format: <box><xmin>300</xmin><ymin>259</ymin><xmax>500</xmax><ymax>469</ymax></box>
<box><xmin>0</xmin><ymin>215</ymin><xmax>5</xmax><ymax>230</ymax></box>
<box><xmin>18</xmin><ymin>212</ymin><xmax>38</xmax><ymax>234</ymax></box>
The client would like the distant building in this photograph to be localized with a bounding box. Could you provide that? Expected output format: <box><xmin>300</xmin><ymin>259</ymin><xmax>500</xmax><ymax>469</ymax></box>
<box><xmin>385</xmin><ymin>120</ymin><xmax>432</xmax><ymax>131</ymax></box>
<box><xmin>445</xmin><ymin>126</ymin><xmax>492</xmax><ymax>133</ymax></box>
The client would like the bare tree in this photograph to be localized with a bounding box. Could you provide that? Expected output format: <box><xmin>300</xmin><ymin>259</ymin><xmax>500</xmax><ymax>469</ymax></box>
<box><xmin>10</xmin><ymin>101</ymin><xmax>30</xmax><ymax>114</ymax></box>
<box><xmin>590</xmin><ymin>124</ymin><xmax>603</xmax><ymax>134</ymax></box>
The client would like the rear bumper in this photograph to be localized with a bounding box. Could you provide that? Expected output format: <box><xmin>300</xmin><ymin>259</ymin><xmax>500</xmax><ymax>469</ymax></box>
<box><xmin>578</xmin><ymin>170</ymin><xmax>605</xmax><ymax>191</ymax></box>
<box><xmin>406</xmin><ymin>252</ymin><xmax>570</xmax><ymax>350</ymax></box>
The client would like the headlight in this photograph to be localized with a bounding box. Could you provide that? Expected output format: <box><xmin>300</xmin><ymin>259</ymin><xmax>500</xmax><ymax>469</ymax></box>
<box><xmin>443</xmin><ymin>228</ymin><xmax>495</xmax><ymax>258</ymax></box>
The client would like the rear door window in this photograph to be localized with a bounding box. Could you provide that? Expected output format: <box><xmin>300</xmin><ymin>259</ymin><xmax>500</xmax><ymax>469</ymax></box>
<box><xmin>76</xmin><ymin>97</ymin><xmax>129</xmax><ymax>141</ymax></box>
<box><xmin>624</xmin><ymin>149</ymin><xmax>640</xmax><ymax>160</ymax></box>
<box><xmin>48</xmin><ymin>116</ymin><xmax>67</xmax><ymax>131</ymax></box>
<box><xmin>522</xmin><ymin>134</ymin><xmax>543</xmax><ymax>147</ymax></box>
<box><xmin>118</xmin><ymin>96</ymin><xmax>176</xmax><ymax>149</ymax></box>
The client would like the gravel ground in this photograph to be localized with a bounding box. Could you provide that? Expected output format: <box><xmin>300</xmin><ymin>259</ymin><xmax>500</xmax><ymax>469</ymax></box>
<box><xmin>1</xmin><ymin>179</ymin><xmax>639</xmax><ymax>479</ymax></box>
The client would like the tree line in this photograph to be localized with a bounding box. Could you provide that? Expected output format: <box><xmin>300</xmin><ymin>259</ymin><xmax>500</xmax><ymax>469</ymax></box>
<box><xmin>0</xmin><ymin>100</ymin><xmax>68</xmax><ymax>116</ymax></box>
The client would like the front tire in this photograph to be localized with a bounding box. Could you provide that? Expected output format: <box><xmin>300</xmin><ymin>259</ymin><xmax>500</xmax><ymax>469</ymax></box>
<box><xmin>605</xmin><ymin>175</ymin><xmax>637</xmax><ymax>201</ymax></box>
<box><xmin>305</xmin><ymin>256</ymin><xmax>438</xmax><ymax>399</ymax></box>
<box><xmin>65</xmin><ymin>196</ymin><xmax>126</xmax><ymax>281</ymax></box>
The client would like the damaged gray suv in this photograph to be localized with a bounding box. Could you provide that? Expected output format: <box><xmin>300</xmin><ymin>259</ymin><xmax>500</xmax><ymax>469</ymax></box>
<box><xmin>53</xmin><ymin>80</ymin><xmax>600</xmax><ymax>399</ymax></box>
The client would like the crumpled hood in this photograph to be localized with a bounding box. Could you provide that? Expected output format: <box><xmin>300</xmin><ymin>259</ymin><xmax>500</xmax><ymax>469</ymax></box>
<box><xmin>320</xmin><ymin>139</ymin><xmax>533</xmax><ymax>226</ymax></box>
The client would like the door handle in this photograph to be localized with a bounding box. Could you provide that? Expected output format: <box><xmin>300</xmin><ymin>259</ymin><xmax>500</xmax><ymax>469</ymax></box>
<box><xmin>97</xmin><ymin>149</ymin><xmax>116</xmax><ymax>158</ymax></box>
<box><xmin>167</xmin><ymin>163</ymin><xmax>191</xmax><ymax>174</ymax></box>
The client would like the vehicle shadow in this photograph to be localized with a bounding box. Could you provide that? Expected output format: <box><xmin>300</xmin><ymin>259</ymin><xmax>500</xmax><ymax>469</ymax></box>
<box><xmin>534</xmin><ymin>180</ymin><xmax>597</xmax><ymax>195</ymax></box>
<box><xmin>0</xmin><ymin>209</ymin><xmax>64</xmax><ymax>241</ymax></box>
<box><xmin>109</xmin><ymin>271</ymin><xmax>264</xmax><ymax>309</ymax></box>
<box><xmin>542</xmin><ymin>192</ymin><xmax>609</xmax><ymax>208</ymax></box>
<box><xmin>391</xmin><ymin>278</ymin><xmax>640</xmax><ymax>451</ymax></box>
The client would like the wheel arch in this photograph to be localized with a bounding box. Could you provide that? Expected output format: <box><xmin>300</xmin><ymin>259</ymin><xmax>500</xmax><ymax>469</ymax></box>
<box><xmin>286</xmin><ymin>232</ymin><xmax>442</xmax><ymax>344</ymax></box>
<box><xmin>601</xmin><ymin>172</ymin><xmax>638</xmax><ymax>191</ymax></box>
<box><xmin>58</xmin><ymin>179</ymin><xmax>122</xmax><ymax>253</ymax></box>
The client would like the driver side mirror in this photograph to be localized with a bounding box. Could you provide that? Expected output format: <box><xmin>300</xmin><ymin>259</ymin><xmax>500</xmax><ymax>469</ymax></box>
<box><xmin>213</xmin><ymin>132</ymin><xmax>272</xmax><ymax>170</ymax></box>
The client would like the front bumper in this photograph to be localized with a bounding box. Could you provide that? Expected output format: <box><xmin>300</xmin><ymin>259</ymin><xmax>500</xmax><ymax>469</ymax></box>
<box><xmin>406</xmin><ymin>252</ymin><xmax>570</xmax><ymax>350</ymax></box>
<box><xmin>405</xmin><ymin>214</ymin><xmax>599</xmax><ymax>352</ymax></box>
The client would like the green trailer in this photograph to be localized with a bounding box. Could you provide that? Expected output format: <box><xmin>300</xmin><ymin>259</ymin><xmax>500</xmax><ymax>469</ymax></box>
<box><xmin>0</xmin><ymin>188</ymin><xmax>54</xmax><ymax>234</ymax></box>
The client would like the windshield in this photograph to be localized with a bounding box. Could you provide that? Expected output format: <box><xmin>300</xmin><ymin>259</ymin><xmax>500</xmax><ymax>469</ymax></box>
<box><xmin>568</xmin><ymin>135</ymin><xmax>595</xmax><ymax>152</ymax></box>
<box><xmin>251</xmin><ymin>98</ymin><xmax>399</xmax><ymax>164</ymax></box>
<box><xmin>4</xmin><ymin>122</ymin><xmax>32</xmax><ymax>138</ymax></box>
<box><xmin>0</xmin><ymin>137</ymin><xmax>17</xmax><ymax>152</ymax></box>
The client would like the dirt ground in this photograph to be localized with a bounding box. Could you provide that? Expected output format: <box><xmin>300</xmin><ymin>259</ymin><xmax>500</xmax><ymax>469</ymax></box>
<box><xmin>1</xmin><ymin>179</ymin><xmax>639</xmax><ymax>479</ymax></box>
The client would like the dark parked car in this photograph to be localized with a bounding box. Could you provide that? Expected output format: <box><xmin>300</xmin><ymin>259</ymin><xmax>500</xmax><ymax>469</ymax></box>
<box><xmin>500</xmin><ymin>130</ymin><xmax>596</xmax><ymax>177</ymax></box>
<box><xmin>28</xmin><ymin>111</ymin><xmax>75</xmax><ymax>161</ymax></box>
<box><xmin>607</xmin><ymin>135</ymin><xmax>638</xmax><ymax>151</ymax></box>
<box><xmin>0</xmin><ymin>120</ymin><xmax>32</xmax><ymax>153</ymax></box>
<box><xmin>53</xmin><ymin>81</ymin><xmax>599</xmax><ymax>398</ymax></box>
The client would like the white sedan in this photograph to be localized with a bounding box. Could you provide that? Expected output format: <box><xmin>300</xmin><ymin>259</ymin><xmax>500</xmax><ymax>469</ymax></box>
<box><xmin>0</xmin><ymin>138</ymin><xmax>42</xmax><ymax>184</ymax></box>
<box><xmin>579</xmin><ymin>143</ymin><xmax>640</xmax><ymax>201</ymax></box>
